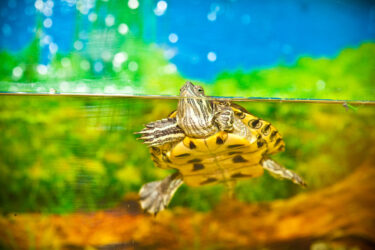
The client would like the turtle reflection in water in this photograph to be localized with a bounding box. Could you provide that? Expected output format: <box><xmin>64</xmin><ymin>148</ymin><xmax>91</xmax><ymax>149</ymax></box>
<box><xmin>137</xmin><ymin>81</ymin><xmax>306</xmax><ymax>214</ymax></box>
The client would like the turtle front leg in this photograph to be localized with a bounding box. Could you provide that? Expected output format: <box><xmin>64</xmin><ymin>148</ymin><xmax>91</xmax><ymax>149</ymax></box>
<box><xmin>139</xmin><ymin>173</ymin><xmax>184</xmax><ymax>215</ymax></box>
<box><xmin>136</xmin><ymin>117</ymin><xmax>185</xmax><ymax>147</ymax></box>
<box><xmin>262</xmin><ymin>158</ymin><xmax>307</xmax><ymax>187</ymax></box>
<box><xmin>214</xmin><ymin>101</ymin><xmax>234</xmax><ymax>131</ymax></box>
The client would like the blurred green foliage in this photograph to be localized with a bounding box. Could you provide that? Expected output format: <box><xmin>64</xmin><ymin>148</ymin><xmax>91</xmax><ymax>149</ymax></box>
<box><xmin>209</xmin><ymin>43</ymin><xmax>375</xmax><ymax>100</ymax></box>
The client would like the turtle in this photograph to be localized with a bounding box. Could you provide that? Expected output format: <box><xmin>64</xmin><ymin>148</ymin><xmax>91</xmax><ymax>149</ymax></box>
<box><xmin>136</xmin><ymin>81</ymin><xmax>305</xmax><ymax>214</ymax></box>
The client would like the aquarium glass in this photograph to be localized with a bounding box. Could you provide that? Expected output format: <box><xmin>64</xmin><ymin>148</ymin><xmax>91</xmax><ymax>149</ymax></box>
<box><xmin>0</xmin><ymin>0</ymin><xmax>375</xmax><ymax>249</ymax></box>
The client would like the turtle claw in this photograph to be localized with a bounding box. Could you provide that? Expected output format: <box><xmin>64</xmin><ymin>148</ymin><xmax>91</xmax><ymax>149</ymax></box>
<box><xmin>294</xmin><ymin>176</ymin><xmax>307</xmax><ymax>188</ymax></box>
<box><xmin>139</xmin><ymin>173</ymin><xmax>183</xmax><ymax>214</ymax></box>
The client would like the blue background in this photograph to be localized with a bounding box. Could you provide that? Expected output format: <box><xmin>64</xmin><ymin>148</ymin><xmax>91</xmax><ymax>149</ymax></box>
<box><xmin>1</xmin><ymin>0</ymin><xmax>375</xmax><ymax>81</ymax></box>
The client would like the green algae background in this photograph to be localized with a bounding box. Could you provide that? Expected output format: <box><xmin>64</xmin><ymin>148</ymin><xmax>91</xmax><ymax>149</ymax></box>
<box><xmin>1</xmin><ymin>41</ymin><xmax>375</xmax><ymax>214</ymax></box>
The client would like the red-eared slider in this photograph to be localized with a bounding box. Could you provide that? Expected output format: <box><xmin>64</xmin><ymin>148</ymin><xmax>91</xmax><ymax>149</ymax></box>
<box><xmin>137</xmin><ymin>81</ymin><xmax>305</xmax><ymax>214</ymax></box>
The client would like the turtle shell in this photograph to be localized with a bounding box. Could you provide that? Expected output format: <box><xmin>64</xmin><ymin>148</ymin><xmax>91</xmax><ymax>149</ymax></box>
<box><xmin>148</xmin><ymin>103</ymin><xmax>285</xmax><ymax>187</ymax></box>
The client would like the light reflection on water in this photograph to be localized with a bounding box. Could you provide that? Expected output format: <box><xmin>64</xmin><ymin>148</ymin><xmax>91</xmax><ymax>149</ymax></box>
<box><xmin>1</xmin><ymin>91</ymin><xmax>375</xmax><ymax>105</ymax></box>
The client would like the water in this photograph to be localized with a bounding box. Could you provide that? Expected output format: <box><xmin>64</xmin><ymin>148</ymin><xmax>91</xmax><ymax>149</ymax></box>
<box><xmin>0</xmin><ymin>94</ymin><xmax>374</xmax><ymax>249</ymax></box>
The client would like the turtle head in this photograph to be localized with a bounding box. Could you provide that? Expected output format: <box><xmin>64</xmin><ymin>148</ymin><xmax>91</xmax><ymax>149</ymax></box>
<box><xmin>177</xmin><ymin>81</ymin><xmax>217</xmax><ymax>138</ymax></box>
<box><xmin>179</xmin><ymin>81</ymin><xmax>206</xmax><ymax>98</ymax></box>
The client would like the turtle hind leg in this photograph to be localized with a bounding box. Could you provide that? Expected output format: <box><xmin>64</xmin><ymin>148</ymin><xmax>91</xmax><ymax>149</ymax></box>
<box><xmin>139</xmin><ymin>173</ymin><xmax>184</xmax><ymax>215</ymax></box>
<box><xmin>262</xmin><ymin>158</ymin><xmax>307</xmax><ymax>187</ymax></box>
<box><xmin>135</xmin><ymin>117</ymin><xmax>185</xmax><ymax>147</ymax></box>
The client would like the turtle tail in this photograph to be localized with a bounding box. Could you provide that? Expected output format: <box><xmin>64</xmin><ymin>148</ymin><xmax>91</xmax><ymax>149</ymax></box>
<box><xmin>139</xmin><ymin>173</ymin><xmax>184</xmax><ymax>215</ymax></box>
<box><xmin>135</xmin><ymin>117</ymin><xmax>185</xmax><ymax>147</ymax></box>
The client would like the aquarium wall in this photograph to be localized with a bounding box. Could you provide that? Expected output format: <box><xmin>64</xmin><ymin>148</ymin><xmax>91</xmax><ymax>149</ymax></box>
<box><xmin>1</xmin><ymin>0</ymin><xmax>375</xmax><ymax>249</ymax></box>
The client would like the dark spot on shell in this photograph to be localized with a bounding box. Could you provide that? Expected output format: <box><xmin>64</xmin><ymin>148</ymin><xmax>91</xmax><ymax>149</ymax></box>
<box><xmin>275</xmin><ymin>138</ymin><xmax>282</xmax><ymax>147</ymax></box>
<box><xmin>151</xmin><ymin>146</ymin><xmax>161</xmax><ymax>155</ymax></box>
<box><xmin>257</xmin><ymin>139</ymin><xmax>265</xmax><ymax>148</ymax></box>
<box><xmin>176</xmin><ymin>153</ymin><xmax>190</xmax><ymax>158</ymax></box>
<box><xmin>200</xmin><ymin>177</ymin><xmax>218</xmax><ymax>185</ymax></box>
<box><xmin>228</xmin><ymin>151</ymin><xmax>241</xmax><ymax>155</ymax></box>
<box><xmin>270</xmin><ymin>131</ymin><xmax>277</xmax><ymax>141</ymax></box>
<box><xmin>187</xmin><ymin>158</ymin><xmax>202</xmax><ymax>163</ymax></box>
<box><xmin>189</xmin><ymin>141</ymin><xmax>196</xmax><ymax>149</ymax></box>
<box><xmin>262</xmin><ymin>124</ymin><xmax>271</xmax><ymax>136</ymax></box>
<box><xmin>235</xmin><ymin>111</ymin><xmax>246</xmax><ymax>119</ymax></box>
<box><xmin>249</xmin><ymin>119</ymin><xmax>262</xmax><ymax>129</ymax></box>
<box><xmin>216</xmin><ymin>136</ymin><xmax>224</xmax><ymax>145</ymax></box>
<box><xmin>227</xmin><ymin>144</ymin><xmax>245</xmax><ymax>148</ymax></box>
<box><xmin>232</xmin><ymin>155</ymin><xmax>248</xmax><ymax>163</ymax></box>
<box><xmin>192</xmin><ymin>163</ymin><xmax>204</xmax><ymax>171</ymax></box>
<box><xmin>151</xmin><ymin>153</ymin><xmax>158</xmax><ymax>159</ymax></box>
<box><xmin>278</xmin><ymin>145</ymin><xmax>285</xmax><ymax>151</ymax></box>
<box><xmin>151</xmin><ymin>154</ymin><xmax>160</xmax><ymax>163</ymax></box>
<box><xmin>231</xmin><ymin>173</ymin><xmax>252</xmax><ymax>178</ymax></box>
